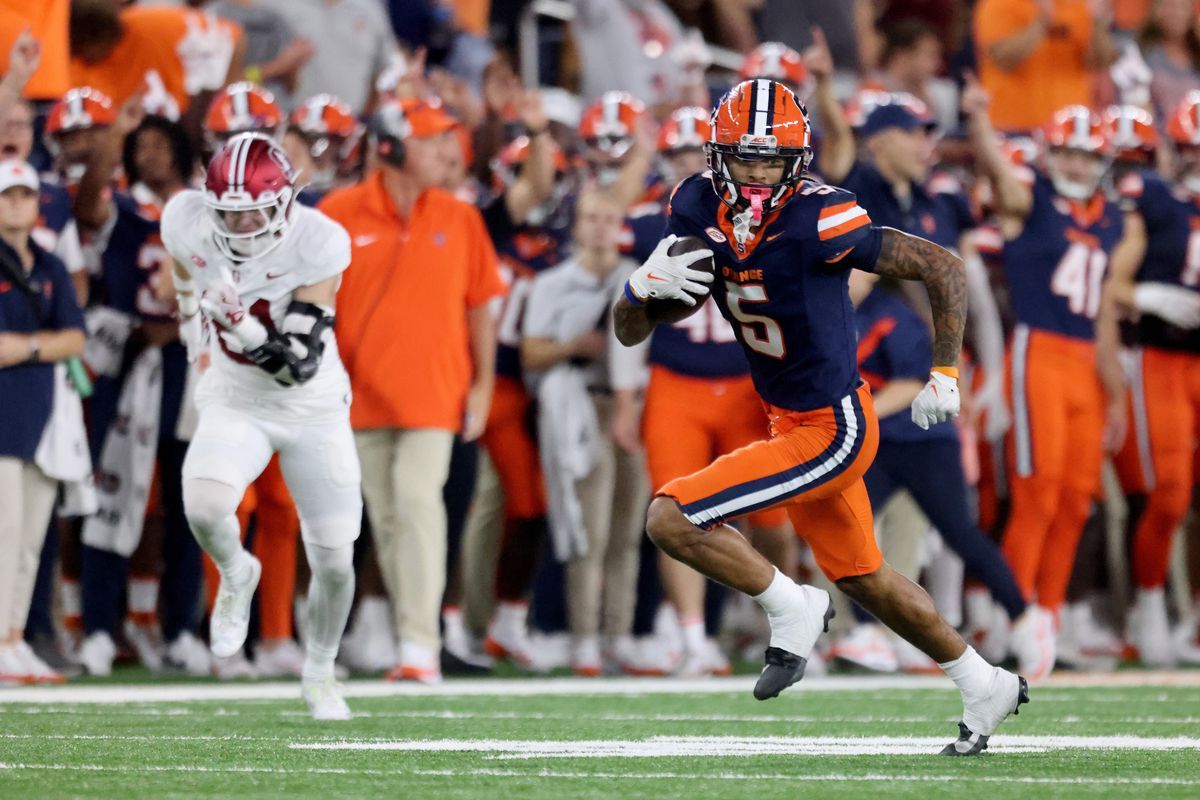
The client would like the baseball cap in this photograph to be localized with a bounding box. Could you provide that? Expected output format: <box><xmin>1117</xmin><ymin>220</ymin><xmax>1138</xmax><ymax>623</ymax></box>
<box><xmin>0</xmin><ymin>159</ymin><xmax>39</xmax><ymax>193</ymax></box>
<box><xmin>860</xmin><ymin>104</ymin><xmax>936</xmax><ymax>138</ymax></box>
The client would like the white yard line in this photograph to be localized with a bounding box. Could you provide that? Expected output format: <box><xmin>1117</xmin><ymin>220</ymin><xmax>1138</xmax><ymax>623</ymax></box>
<box><xmin>291</xmin><ymin>734</ymin><xmax>1200</xmax><ymax>758</ymax></box>
<box><xmin>0</xmin><ymin>762</ymin><xmax>1196</xmax><ymax>786</ymax></box>
<box><xmin>2</xmin><ymin>672</ymin><xmax>1199</xmax><ymax>704</ymax></box>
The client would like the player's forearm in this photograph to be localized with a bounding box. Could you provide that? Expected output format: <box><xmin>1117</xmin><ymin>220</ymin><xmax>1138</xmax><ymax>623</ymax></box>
<box><xmin>467</xmin><ymin>304</ymin><xmax>497</xmax><ymax>392</ymax></box>
<box><xmin>966</xmin><ymin>108</ymin><xmax>1030</xmax><ymax>217</ymax></box>
<box><xmin>814</xmin><ymin>75</ymin><xmax>855</xmax><ymax>185</ymax></box>
<box><xmin>612</xmin><ymin>294</ymin><xmax>656</xmax><ymax>347</ymax></box>
<box><xmin>874</xmin><ymin>228</ymin><xmax>967</xmax><ymax>368</ymax></box>
<box><xmin>871</xmin><ymin>379</ymin><xmax>925</xmax><ymax>418</ymax></box>
<box><xmin>73</xmin><ymin>129</ymin><xmax>122</xmax><ymax>233</ymax></box>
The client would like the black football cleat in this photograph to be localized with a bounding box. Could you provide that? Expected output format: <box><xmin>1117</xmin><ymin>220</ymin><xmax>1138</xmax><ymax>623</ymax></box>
<box><xmin>753</xmin><ymin>602</ymin><xmax>835</xmax><ymax>701</ymax></box>
<box><xmin>940</xmin><ymin>675</ymin><xmax>1030</xmax><ymax>756</ymax></box>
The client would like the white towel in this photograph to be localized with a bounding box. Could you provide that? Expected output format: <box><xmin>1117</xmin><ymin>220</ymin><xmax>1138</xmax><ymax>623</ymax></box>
<box><xmin>537</xmin><ymin>364</ymin><xmax>599</xmax><ymax>562</ymax></box>
<box><xmin>81</xmin><ymin>346</ymin><xmax>163</xmax><ymax>557</ymax></box>
<box><xmin>33</xmin><ymin>363</ymin><xmax>97</xmax><ymax>517</ymax></box>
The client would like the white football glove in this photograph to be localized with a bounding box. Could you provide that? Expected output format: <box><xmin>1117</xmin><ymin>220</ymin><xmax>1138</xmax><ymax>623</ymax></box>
<box><xmin>1134</xmin><ymin>283</ymin><xmax>1200</xmax><ymax>329</ymax></box>
<box><xmin>626</xmin><ymin>234</ymin><xmax>715</xmax><ymax>307</ymax></box>
<box><xmin>911</xmin><ymin>370</ymin><xmax>961</xmax><ymax>430</ymax></box>
<box><xmin>199</xmin><ymin>272</ymin><xmax>268</xmax><ymax>351</ymax></box>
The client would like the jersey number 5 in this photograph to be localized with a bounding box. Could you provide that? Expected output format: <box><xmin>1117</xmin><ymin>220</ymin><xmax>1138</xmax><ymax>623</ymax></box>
<box><xmin>1050</xmin><ymin>242</ymin><xmax>1107</xmax><ymax>319</ymax></box>
<box><xmin>724</xmin><ymin>281</ymin><xmax>785</xmax><ymax>358</ymax></box>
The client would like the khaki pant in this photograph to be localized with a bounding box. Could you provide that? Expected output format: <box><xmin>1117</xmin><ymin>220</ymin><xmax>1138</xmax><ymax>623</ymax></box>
<box><xmin>460</xmin><ymin>451</ymin><xmax>505</xmax><ymax>634</ymax></box>
<box><xmin>567</xmin><ymin>394</ymin><xmax>650</xmax><ymax>639</ymax></box>
<box><xmin>0</xmin><ymin>457</ymin><xmax>57</xmax><ymax>636</ymax></box>
<box><xmin>355</xmin><ymin>428</ymin><xmax>454</xmax><ymax>650</ymax></box>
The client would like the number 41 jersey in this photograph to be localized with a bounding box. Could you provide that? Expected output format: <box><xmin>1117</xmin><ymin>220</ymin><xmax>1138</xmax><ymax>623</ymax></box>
<box><xmin>1003</xmin><ymin>171</ymin><xmax>1124</xmax><ymax>341</ymax></box>
<box><xmin>665</xmin><ymin>173</ymin><xmax>883</xmax><ymax>413</ymax></box>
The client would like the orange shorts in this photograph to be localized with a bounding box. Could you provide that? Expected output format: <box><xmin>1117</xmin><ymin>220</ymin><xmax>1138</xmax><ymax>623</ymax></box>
<box><xmin>1114</xmin><ymin>346</ymin><xmax>1200</xmax><ymax>496</ymax></box>
<box><xmin>480</xmin><ymin>375</ymin><xmax>547</xmax><ymax>520</ymax></box>
<box><xmin>642</xmin><ymin>366</ymin><xmax>788</xmax><ymax>528</ymax></box>
<box><xmin>659</xmin><ymin>382</ymin><xmax>881</xmax><ymax>581</ymax></box>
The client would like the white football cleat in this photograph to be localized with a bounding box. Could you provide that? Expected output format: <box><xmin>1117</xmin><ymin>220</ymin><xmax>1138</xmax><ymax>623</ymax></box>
<box><xmin>754</xmin><ymin>584</ymin><xmax>834</xmax><ymax>700</ymax></box>
<box><xmin>483</xmin><ymin>604</ymin><xmax>540</xmax><ymax>671</ymax></box>
<box><xmin>302</xmin><ymin>677</ymin><xmax>351</xmax><ymax>721</ymax></box>
<box><xmin>209</xmin><ymin>555</ymin><xmax>261</xmax><ymax>659</ymax></box>
<box><xmin>1129</xmin><ymin>589</ymin><xmax>1175</xmax><ymax>667</ymax></box>
<box><xmin>123</xmin><ymin>618</ymin><xmax>165</xmax><ymax>673</ymax></box>
<box><xmin>255</xmin><ymin>640</ymin><xmax>307</xmax><ymax>678</ymax></box>
<box><xmin>571</xmin><ymin>635</ymin><xmax>603</xmax><ymax>677</ymax></box>
<box><xmin>1009</xmin><ymin>605</ymin><xmax>1055</xmax><ymax>682</ymax></box>
<box><xmin>677</xmin><ymin>637</ymin><xmax>731</xmax><ymax>678</ymax></box>
<box><xmin>164</xmin><ymin>631</ymin><xmax>214</xmax><ymax>677</ymax></box>
<box><xmin>212</xmin><ymin>648</ymin><xmax>257</xmax><ymax>680</ymax></box>
<box><xmin>1174</xmin><ymin>620</ymin><xmax>1200</xmax><ymax>665</ymax></box>
<box><xmin>77</xmin><ymin>632</ymin><xmax>116</xmax><ymax>677</ymax></box>
<box><xmin>12</xmin><ymin>641</ymin><xmax>65</xmax><ymax>684</ymax></box>
<box><xmin>830</xmin><ymin>623</ymin><xmax>899</xmax><ymax>673</ymax></box>
<box><xmin>942</xmin><ymin>666</ymin><xmax>1030</xmax><ymax>756</ymax></box>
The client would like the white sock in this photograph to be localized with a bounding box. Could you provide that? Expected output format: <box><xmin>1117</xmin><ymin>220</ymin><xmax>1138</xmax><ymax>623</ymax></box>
<box><xmin>494</xmin><ymin>601</ymin><xmax>528</xmax><ymax>634</ymax></box>
<box><xmin>752</xmin><ymin>567</ymin><xmax>802</xmax><ymax>617</ymax></box>
<box><xmin>939</xmin><ymin>645</ymin><xmax>992</xmax><ymax>697</ymax></box>
<box><xmin>302</xmin><ymin>542</ymin><xmax>355</xmax><ymax>683</ymax></box>
<box><xmin>680</xmin><ymin>619</ymin><xmax>706</xmax><ymax>656</ymax></box>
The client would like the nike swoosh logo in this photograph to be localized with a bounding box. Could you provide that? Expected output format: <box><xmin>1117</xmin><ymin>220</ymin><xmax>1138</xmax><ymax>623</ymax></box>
<box><xmin>766</xmin><ymin>232</ymin><xmax>784</xmax><ymax>242</ymax></box>
<box><xmin>353</xmin><ymin>235</ymin><xmax>378</xmax><ymax>247</ymax></box>
<box><xmin>266</xmin><ymin>272</ymin><xmax>284</xmax><ymax>280</ymax></box>
<box><xmin>647</xmin><ymin>273</ymin><xmax>667</xmax><ymax>282</ymax></box>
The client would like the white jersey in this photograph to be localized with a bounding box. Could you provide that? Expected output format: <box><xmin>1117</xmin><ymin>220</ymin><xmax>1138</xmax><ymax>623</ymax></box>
<box><xmin>161</xmin><ymin>189</ymin><xmax>353</xmax><ymax>422</ymax></box>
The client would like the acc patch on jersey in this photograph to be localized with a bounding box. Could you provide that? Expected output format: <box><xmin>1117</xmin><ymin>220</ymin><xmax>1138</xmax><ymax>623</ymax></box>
<box><xmin>705</xmin><ymin>226</ymin><xmax>727</xmax><ymax>243</ymax></box>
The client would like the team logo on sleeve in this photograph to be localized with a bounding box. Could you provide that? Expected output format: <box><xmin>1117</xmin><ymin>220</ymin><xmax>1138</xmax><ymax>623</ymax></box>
<box><xmin>191</xmin><ymin>254</ymin><xmax>207</xmax><ymax>269</ymax></box>
<box><xmin>705</xmin><ymin>226</ymin><xmax>727</xmax><ymax>243</ymax></box>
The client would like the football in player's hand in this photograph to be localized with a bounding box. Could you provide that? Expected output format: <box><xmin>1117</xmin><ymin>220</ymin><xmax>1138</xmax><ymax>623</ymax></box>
<box><xmin>646</xmin><ymin>236</ymin><xmax>716</xmax><ymax>324</ymax></box>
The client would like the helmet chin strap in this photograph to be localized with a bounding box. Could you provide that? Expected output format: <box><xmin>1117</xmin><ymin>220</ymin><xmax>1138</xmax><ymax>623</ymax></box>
<box><xmin>732</xmin><ymin>185</ymin><xmax>772</xmax><ymax>245</ymax></box>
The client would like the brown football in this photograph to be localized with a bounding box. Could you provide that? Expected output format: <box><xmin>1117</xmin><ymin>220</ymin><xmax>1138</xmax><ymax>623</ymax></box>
<box><xmin>645</xmin><ymin>236</ymin><xmax>717</xmax><ymax>325</ymax></box>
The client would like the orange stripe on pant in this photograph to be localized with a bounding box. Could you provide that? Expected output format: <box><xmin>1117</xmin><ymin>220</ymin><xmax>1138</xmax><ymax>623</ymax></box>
<box><xmin>203</xmin><ymin>455</ymin><xmax>299</xmax><ymax>640</ymax></box>
<box><xmin>659</xmin><ymin>382</ymin><xmax>880</xmax><ymax>582</ymax></box>
<box><xmin>1001</xmin><ymin>327</ymin><xmax>1104</xmax><ymax>611</ymax></box>
<box><xmin>642</xmin><ymin>366</ymin><xmax>788</xmax><ymax>529</ymax></box>
<box><xmin>1115</xmin><ymin>347</ymin><xmax>1200</xmax><ymax>588</ymax></box>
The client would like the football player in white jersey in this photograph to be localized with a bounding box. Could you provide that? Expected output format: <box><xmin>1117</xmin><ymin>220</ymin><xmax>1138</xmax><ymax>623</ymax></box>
<box><xmin>161</xmin><ymin>132</ymin><xmax>361</xmax><ymax>720</ymax></box>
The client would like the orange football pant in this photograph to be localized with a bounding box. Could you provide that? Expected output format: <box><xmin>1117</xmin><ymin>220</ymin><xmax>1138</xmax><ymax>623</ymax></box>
<box><xmin>1001</xmin><ymin>327</ymin><xmax>1105</xmax><ymax>611</ymax></box>
<box><xmin>660</xmin><ymin>382</ymin><xmax>880</xmax><ymax>582</ymax></box>
<box><xmin>642</xmin><ymin>366</ymin><xmax>788</xmax><ymax>529</ymax></box>
<box><xmin>1113</xmin><ymin>347</ymin><xmax>1200</xmax><ymax>588</ymax></box>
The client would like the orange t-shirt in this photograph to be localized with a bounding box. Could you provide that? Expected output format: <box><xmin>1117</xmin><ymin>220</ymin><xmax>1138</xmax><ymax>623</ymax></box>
<box><xmin>69</xmin><ymin>7</ymin><xmax>241</xmax><ymax>116</ymax></box>
<box><xmin>975</xmin><ymin>0</ymin><xmax>1093</xmax><ymax>132</ymax></box>
<box><xmin>319</xmin><ymin>172</ymin><xmax>506</xmax><ymax>432</ymax></box>
<box><xmin>0</xmin><ymin>0</ymin><xmax>70</xmax><ymax>101</ymax></box>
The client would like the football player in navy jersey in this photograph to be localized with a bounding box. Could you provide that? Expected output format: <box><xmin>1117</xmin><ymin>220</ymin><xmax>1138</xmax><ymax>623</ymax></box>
<box><xmin>963</xmin><ymin>77</ymin><xmax>1137</xmax><ymax>682</ymax></box>
<box><xmin>71</xmin><ymin>93</ymin><xmax>206</xmax><ymax>678</ymax></box>
<box><xmin>614</xmin><ymin>79</ymin><xmax>1028</xmax><ymax>755</ymax></box>
<box><xmin>611</xmin><ymin>106</ymin><xmax>796</xmax><ymax>677</ymax></box>
<box><xmin>1107</xmin><ymin>93</ymin><xmax>1200</xmax><ymax>666</ymax></box>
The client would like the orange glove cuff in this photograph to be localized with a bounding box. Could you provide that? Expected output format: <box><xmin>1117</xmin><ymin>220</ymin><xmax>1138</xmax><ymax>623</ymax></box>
<box><xmin>932</xmin><ymin>366</ymin><xmax>959</xmax><ymax>380</ymax></box>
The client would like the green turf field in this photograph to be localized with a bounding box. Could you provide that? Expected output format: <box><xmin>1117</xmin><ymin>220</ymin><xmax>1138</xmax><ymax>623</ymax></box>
<box><xmin>2</xmin><ymin>673</ymin><xmax>1198</xmax><ymax>799</ymax></box>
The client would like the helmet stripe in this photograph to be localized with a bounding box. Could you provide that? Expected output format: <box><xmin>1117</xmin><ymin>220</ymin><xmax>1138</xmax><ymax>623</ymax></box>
<box><xmin>232</xmin><ymin>87</ymin><xmax>249</xmax><ymax>120</ymax></box>
<box><xmin>754</xmin><ymin>79</ymin><xmax>771</xmax><ymax>137</ymax></box>
<box><xmin>226</xmin><ymin>135</ymin><xmax>241</xmax><ymax>188</ymax></box>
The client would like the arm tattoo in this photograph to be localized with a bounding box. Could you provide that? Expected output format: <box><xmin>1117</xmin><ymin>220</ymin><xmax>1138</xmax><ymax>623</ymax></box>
<box><xmin>612</xmin><ymin>295</ymin><xmax>656</xmax><ymax>347</ymax></box>
<box><xmin>874</xmin><ymin>227</ymin><xmax>967</xmax><ymax>368</ymax></box>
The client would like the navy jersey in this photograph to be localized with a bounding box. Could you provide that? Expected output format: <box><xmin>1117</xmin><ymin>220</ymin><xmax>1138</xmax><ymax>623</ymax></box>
<box><xmin>666</xmin><ymin>173</ymin><xmax>883</xmax><ymax>412</ymax></box>
<box><xmin>93</xmin><ymin>192</ymin><xmax>175</xmax><ymax>324</ymax></box>
<box><xmin>494</xmin><ymin>221</ymin><xmax>573</xmax><ymax>380</ymax></box>
<box><xmin>1119</xmin><ymin>169</ymin><xmax>1200</xmax><ymax>352</ymax></box>
<box><xmin>841</xmin><ymin>161</ymin><xmax>970</xmax><ymax>250</ymax></box>
<box><xmin>1002</xmin><ymin>171</ymin><xmax>1125</xmax><ymax>341</ymax></box>
<box><xmin>856</xmin><ymin>288</ymin><xmax>955</xmax><ymax>442</ymax></box>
